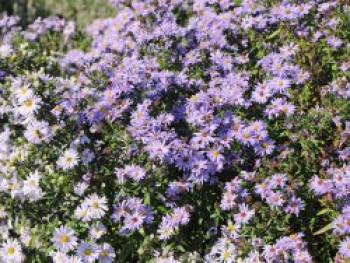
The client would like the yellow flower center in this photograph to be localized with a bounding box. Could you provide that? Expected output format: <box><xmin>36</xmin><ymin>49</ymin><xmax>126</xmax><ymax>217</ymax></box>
<box><xmin>223</xmin><ymin>250</ymin><xmax>230</xmax><ymax>259</ymax></box>
<box><xmin>24</xmin><ymin>99</ymin><xmax>34</xmax><ymax>108</ymax></box>
<box><xmin>60</xmin><ymin>234</ymin><xmax>69</xmax><ymax>243</ymax></box>
<box><xmin>281</xmin><ymin>106</ymin><xmax>288</xmax><ymax>113</ymax></box>
<box><xmin>66</xmin><ymin>156</ymin><xmax>73</xmax><ymax>163</ymax></box>
<box><xmin>190</xmin><ymin>95</ymin><xmax>198</xmax><ymax>102</ymax></box>
<box><xmin>227</xmin><ymin>224</ymin><xmax>235</xmax><ymax>232</ymax></box>
<box><xmin>29</xmin><ymin>179</ymin><xmax>36</xmax><ymax>186</ymax></box>
<box><xmin>6</xmin><ymin>246</ymin><xmax>15</xmax><ymax>255</ymax></box>
<box><xmin>84</xmin><ymin>248</ymin><xmax>92</xmax><ymax>256</ymax></box>
<box><xmin>100</xmin><ymin>250</ymin><xmax>109</xmax><ymax>257</ymax></box>
<box><xmin>20</xmin><ymin>88</ymin><xmax>27</xmax><ymax>95</ymax></box>
<box><xmin>92</xmin><ymin>201</ymin><xmax>99</xmax><ymax>209</ymax></box>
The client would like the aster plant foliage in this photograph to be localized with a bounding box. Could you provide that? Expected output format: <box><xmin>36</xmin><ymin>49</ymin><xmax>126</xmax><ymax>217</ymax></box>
<box><xmin>0</xmin><ymin>0</ymin><xmax>349</xmax><ymax>262</ymax></box>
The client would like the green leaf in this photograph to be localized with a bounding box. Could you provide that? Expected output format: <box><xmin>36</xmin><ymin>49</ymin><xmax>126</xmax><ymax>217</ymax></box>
<box><xmin>267</xmin><ymin>28</ymin><xmax>281</xmax><ymax>40</ymax></box>
<box><xmin>313</xmin><ymin>223</ymin><xmax>333</xmax><ymax>236</ymax></box>
<box><xmin>317</xmin><ymin>208</ymin><xmax>332</xmax><ymax>216</ymax></box>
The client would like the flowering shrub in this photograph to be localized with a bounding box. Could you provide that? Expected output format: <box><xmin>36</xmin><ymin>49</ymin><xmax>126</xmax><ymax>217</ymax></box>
<box><xmin>0</xmin><ymin>0</ymin><xmax>349</xmax><ymax>262</ymax></box>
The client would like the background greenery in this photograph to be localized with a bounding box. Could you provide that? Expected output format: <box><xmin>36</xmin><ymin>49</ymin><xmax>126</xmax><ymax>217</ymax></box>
<box><xmin>0</xmin><ymin>0</ymin><xmax>116</xmax><ymax>27</ymax></box>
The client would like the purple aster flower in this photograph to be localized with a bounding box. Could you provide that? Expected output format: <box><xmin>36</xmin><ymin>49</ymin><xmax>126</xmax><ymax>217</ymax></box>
<box><xmin>327</xmin><ymin>36</ymin><xmax>343</xmax><ymax>48</ymax></box>
<box><xmin>234</xmin><ymin>203</ymin><xmax>255</xmax><ymax>224</ymax></box>
<box><xmin>339</xmin><ymin>237</ymin><xmax>350</xmax><ymax>258</ymax></box>
<box><xmin>123</xmin><ymin>212</ymin><xmax>146</xmax><ymax>230</ymax></box>
<box><xmin>124</xmin><ymin>165</ymin><xmax>147</xmax><ymax>181</ymax></box>
<box><xmin>271</xmin><ymin>77</ymin><xmax>292</xmax><ymax>93</ymax></box>
<box><xmin>266</xmin><ymin>191</ymin><xmax>285</xmax><ymax>208</ymax></box>
<box><xmin>255</xmin><ymin>180</ymin><xmax>271</xmax><ymax>198</ymax></box>
<box><xmin>220</xmin><ymin>192</ymin><xmax>237</xmax><ymax>210</ymax></box>
<box><xmin>284</xmin><ymin>196</ymin><xmax>305</xmax><ymax>216</ymax></box>
<box><xmin>309</xmin><ymin>175</ymin><xmax>333</xmax><ymax>195</ymax></box>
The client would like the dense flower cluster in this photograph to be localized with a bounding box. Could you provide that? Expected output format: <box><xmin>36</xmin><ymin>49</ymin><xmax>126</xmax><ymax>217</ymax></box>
<box><xmin>0</xmin><ymin>0</ymin><xmax>349</xmax><ymax>261</ymax></box>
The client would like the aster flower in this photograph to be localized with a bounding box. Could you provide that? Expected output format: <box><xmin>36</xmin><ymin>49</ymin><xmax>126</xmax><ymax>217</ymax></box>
<box><xmin>234</xmin><ymin>203</ymin><xmax>255</xmax><ymax>224</ymax></box>
<box><xmin>51</xmin><ymin>251</ymin><xmax>69</xmax><ymax>263</ymax></box>
<box><xmin>84</xmin><ymin>194</ymin><xmax>108</xmax><ymax>219</ymax></box>
<box><xmin>339</xmin><ymin>238</ymin><xmax>350</xmax><ymax>258</ymax></box>
<box><xmin>74</xmin><ymin>203</ymin><xmax>93</xmax><ymax>222</ymax></box>
<box><xmin>124</xmin><ymin>164</ymin><xmax>147</xmax><ymax>181</ymax></box>
<box><xmin>327</xmin><ymin>35</ymin><xmax>343</xmax><ymax>48</ymax></box>
<box><xmin>57</xmin><ymin>148</ymin><xmax>80</xmax><ymax>170</ymax></box>
<box><xmin>0</xmin><ymin>0</ymin><xmax>347</xmax><ymax>261</ymax></box>
<box><xmin>284</xmin><ymin>196</ymin><xmax>305</xmax><ymax>216</ymax></box>
<box><xmin>123</xmin><ymin>212</ymin><xmax>146</xmax><ymax>230</ymax></box>
<box><xmin>222</xmin><ymin>220</ymin><xmax>240</xmax><ymax>239</ymax></box>
<box><xmin>309</xmin><ymin>175</ymin><xmax>333</xmax><ymax>195</ymax></box>
<box><xmin>24</xmin><ymin>120</ymin><xmax>53</xmax><ymax>144</ymax></box>
<box><xmin>51</xmin><ymin>226</ymin><xmax>77</xmax><ymax>252</ymax></box>
<box><xmin>254</xmin><ymin>180</ymin><xmax>271</xmax><ymax>199</ymax></box>
<box><xmin>266</xmin><ymin>191</ymin><xmax>285</xmax><ymax>208</ymax></box>
<box><xmin>206</xmin><ymin>238</ymin><xmax>237</xmax><ymax>263</ymax></box>
<box><xmin>262</xmin><ymin>244</ymin><xmax>279</xmax><ymax>261</ymax></box>
<box><xmin>158</xmin><ymin>224</ymin><xmax>175</xmax><ymax>240</ymax></box>
<box><xmin>220</xmin><ymin>192</ymin><xmax>237</xmax><ymax>211</ymax></box>
<box><xmin>17</xmin><ymin>94</ymin><xmax>41</xmax><ymax>116</ymax></box>
<box><xmin>270</xmin><ymin>173</ymin><xmax>288</xmax><ymax>188</ymax></box>
<box><xmin>89</xmin><ymin>223</ymin><xmax>107</xmax><ymax>240</ymax></box>
<box><xmin>265</xmin><ymin>98</ymin><xmax>295</xmax><ymax>119</ymax></box>
<box><xmin>74</xmin><ymin>182</ymin><xmax>88</xmax><ymax>196</ymax></box>
<box><xmin>0</xmin><ymin>44</ymin><xmax>13</xmax><ymax>58</ymax></box>
<box><xmin>0</xmin><ymin>239</ymin><xmax>24</xmax><ymax>263</ymax></box>
<box><xmin>22</xmin><ymin>170</ymin><xmax>43</xmax><ymax>200</ymax></box>
<box><xmin>112</xmin><ymin>200</ymin><xmax>129</xmax><ymax>222</ymax></box>
<box><xmin>14</xmin><ymin>85</ymin><xmax>34</xmax><ymax>102</ymax></box>
<box><xmin>81</xmin><ymin>148</ymin><xmax>95</xmax><ymax>164</ymax></box>
<box><xmin>77</xmin><ymin>242</ymin><xmax>99</xmax><ymax>262</ymax></box>
<box><xmin>98</xmin><ymin>243</ymin><xmax>116</xmax><ymax>263</ymax></box>
<box><xmin>271</xmin><ymin>77</ymin><xmax>291</xmax><ymax>93</ymax></box>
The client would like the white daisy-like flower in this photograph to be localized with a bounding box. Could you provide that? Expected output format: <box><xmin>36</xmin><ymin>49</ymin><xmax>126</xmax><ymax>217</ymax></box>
<box><xmin>98</xmin><ymin>243</ymin><xmax>116</xmax><ymax>263</ymax></box>
<box><xmin>85</xmin><ymin>194</ymin><xmax>108</xmax><ymax>219</ymax></box>
<box><xmin>74</xmin><ymin>182</ymin><xmax>88</xmax><ymax>196</ymax></box>
<box><xmin>17</xmin><ymin>94</ymin><xmax>41</xmax><ymax>116</ymax></box>
<box><xmin>24</xmin><ymin>120</ymin><xmax>53</xmax><ymax>144</ymax></box>
<box><xmin>2</xmin><ymin>177</ymin><xmax>22</xmax><ymax>198</ymax></box>
<box><xmin>64</xmin><ymin>21</ymin><xmax>75</xmax><ymax>36</ymax></box>
<box><xmin>0</xmin><ymin>238</ymin><xmax>25</xmax><ymax>263</ymax></box>
<box><xmin>89</xmin><ymin>223</ymin><xmax>107</xmax><ymax>240</ymax></box>
<box><xmin>57</xmin><ymin>149</ymin><xmax>80</xmax><ymax>170</ymax></box>
<box><xmin>74</xmin><ymin>203</ymin><xmax>93</xmax><ymax>222</ymax></box>
<box><xmin>158</xmin><ymin>225</ymin><xmax>175</xmax><ymax>240</ymax></box>
<box><xmin>51</xmin><ymin>226</ymin><xmax>77</xmax><ymax>252</ymax></box>
<box><xmin>22</xmin><ymin>170</ymin><xmax>43</xmax><ymax>200</ymax></box>
<box><xmin>0</xmin><ymin>44</ymin><xmax>13</xmax><ymax>58</ymax></box>
<box><xmin>14</xmin><ymin>85</ymin><xmax>34</xmax><ymax>102</ymax></box>
<box><xmin>77</xmin><ymin>242</ymin><xmax>99</xmax><ymax>262</ymax></box>
<box><xmin>51</xmin><ymin>251</ymin><xmax>69</xmax><ymax>263</ymax></box>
